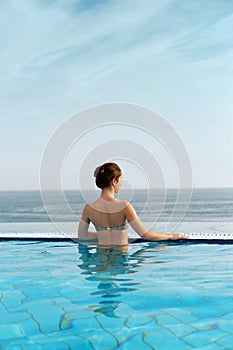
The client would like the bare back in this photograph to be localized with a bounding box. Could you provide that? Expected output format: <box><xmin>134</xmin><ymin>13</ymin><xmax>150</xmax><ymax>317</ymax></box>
<box><xmin>81</xmin><ymin>198</ymin><xmax>129</xmax><ymax>246</ymax></box>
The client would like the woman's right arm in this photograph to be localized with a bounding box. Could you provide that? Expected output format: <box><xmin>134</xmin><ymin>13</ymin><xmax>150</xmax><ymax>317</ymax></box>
<box><xmin>124</xmin><ymin>202</ymin><xmax>187</xmax><ymax>241</ymax></box>
<box><xmin>78</xmin><ymin>205</ymin><xmax>98</xmax><ymax>241</ymax></box>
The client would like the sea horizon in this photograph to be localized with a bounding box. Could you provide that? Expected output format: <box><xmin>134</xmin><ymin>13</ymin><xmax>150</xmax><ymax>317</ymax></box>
<box><xmin>1</xmin><ymin>186</ymin><xmax>233</xmax><ymax>191</ymax></box>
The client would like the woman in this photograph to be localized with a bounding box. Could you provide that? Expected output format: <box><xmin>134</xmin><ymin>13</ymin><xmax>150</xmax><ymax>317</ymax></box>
<box><xmin>78</xmin><ymin>162</ymin><xmax>187</xmax><ymax>246</ymax></box>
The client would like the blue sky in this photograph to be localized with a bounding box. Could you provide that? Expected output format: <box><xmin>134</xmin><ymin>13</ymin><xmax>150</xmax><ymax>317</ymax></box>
<box><xmin>1</xmin><ymin>0</ymin><xmax>233</xmax><ymax>190</ymax></box>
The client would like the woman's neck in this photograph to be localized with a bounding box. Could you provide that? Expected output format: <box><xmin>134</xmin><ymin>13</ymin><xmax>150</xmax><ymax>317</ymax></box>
<box><xmin>100</xmin><ymin>187</ymin><xmax>115</xmax><ymax>201</ymax></box>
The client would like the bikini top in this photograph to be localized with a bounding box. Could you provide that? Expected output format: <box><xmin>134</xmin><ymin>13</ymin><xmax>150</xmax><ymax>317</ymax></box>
<box><xmin>94</xmin><ymin>223</ymin><xmax>128</xmax><ymax>232</ymax></box>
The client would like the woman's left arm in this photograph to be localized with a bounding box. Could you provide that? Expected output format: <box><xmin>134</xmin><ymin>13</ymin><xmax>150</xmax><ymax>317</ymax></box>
<box><xmin>78</xmin><ymin>205</ymin><xmax>98</xmax><ymax>241</ymax></box>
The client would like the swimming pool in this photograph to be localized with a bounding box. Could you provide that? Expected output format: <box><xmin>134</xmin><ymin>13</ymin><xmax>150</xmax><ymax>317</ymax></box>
<box><xmin>1</xmin><ymin>239</ymin><xmax>233</xmax><ymax>349</ymax></box>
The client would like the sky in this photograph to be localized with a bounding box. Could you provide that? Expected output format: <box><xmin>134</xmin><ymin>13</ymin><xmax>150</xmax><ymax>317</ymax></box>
<box><xmin>0</xmin><ymin>0</ymin><xmax>233</xmax><ymax>190</ymax></box>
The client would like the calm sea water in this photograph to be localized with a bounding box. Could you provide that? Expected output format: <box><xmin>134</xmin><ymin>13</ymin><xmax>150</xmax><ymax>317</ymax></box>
<box><xmin>0</xmin><ymin>188</ymin><xmax>233</xmax><ymax>223</ymax></box>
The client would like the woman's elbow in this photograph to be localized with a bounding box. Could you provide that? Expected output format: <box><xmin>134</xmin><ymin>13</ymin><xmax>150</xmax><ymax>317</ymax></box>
<box><xmin>78</xmin><ymin>229</ymin><xmax>86</xmax><ymax>240</ymax></box>
<box><xmin>140</xmin><ymin>231</ymin><xmax>151</xmax><ymax>240</ymax></box>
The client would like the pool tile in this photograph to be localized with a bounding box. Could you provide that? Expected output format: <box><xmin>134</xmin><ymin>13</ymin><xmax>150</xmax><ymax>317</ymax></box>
<box><xmin>74</xmin><ymin>329</ymin><xmax>118</xmax><ymax>349</ymax></box>
<box><xmin>191</xmin><ymin>318</ymin><xmax>223</xmax><ymax>332</ymax></box>
<box><xmin>216</xmin><ymin>334</ymin><xmax>233</xmax><ymax>349</ymax></box>
<box><xmin>71</xmin><ymin>315</ymin><xmax>102</xmax><ymax>333</ymax></box>
<box><xmin>166</xmin><ymin>308</ymin><xmax>198</xmax><ymax>323</ymax></box>
<box><xmin>0</xmin><ymin>323</ymin><xmax>24</xmax><ymax>340</ymax></box>
<box><xmin>0</xmin><ymin>302</ymin><xmax>7</xmax><ymax>313</ymax></box>
<box><xmin>177</xmin><ymin>294</ymin><xmax>206</xmax><ymax>307</ymax></box>
<box><xmin>0</xmin><ymin>338</ymin><xmax>35</xmax><ymax>350</ymax></box>
<box><xmin>130</xmin><ymin>294</ymin><xmax>175</xmax><ymax>311</ymax></box>
<box><xmin>23</xmin><ymin>286</ymin><xmax>62</xmax><ymax>303</ymax></box>
<box><xmin>52</xmin><ymin>327</ymin><xmax>119</xmax><ymax>349</ymax></box>
<box><xmin>192</xmin><ymin>298</ymin><xmax>233</xmax><ymax>318</ymax></box>
<box><xmin>52</xmin><ymin>296</ymin><xmax>74</xmax><ymax>308</ymax></box>
<box><xmin>125</xmin><ymin>313</ymin><xmax>155</xmax><ymax>328</ymax></box>
<box><xmin>35</xmin><ymin>340</ymin><xmax>70</xmax><ymax>350</ymax></box>
<box><xmin>58</xmin><ymin>285</ymin><xmax>85</xmax><ymax>300</ymax></box>
<box><xmin>155</xmin><ymin>312</ymin><xmax>184</xmax><ymax>326</ymax></box>
<box><xmin>8</xmin><ymin>342</ymin><xmax>42</xmax><ymax>350</ymax></box>
<box><xmin>94</xmin><ymin>332</ymin><xmax>118</xmax><ymax>349</ymax></box>
<box><xmin>183</xmin><ymin>328</ymin><xmax>226</xmax><ymax>348</ymax></box>
<box><xmin>221</xmin><ymin>311</ymin><xmax>233</xmax><ymax>320</ymax></box>
<box><xmin>0</xmin><ymin>313</ymin><xmax>30</xmax><ymax>329</ymax></box>
<box><xmin>195</xmin><ymin>343</ymin><xmax>222</xmax><ymax>350</ymax></box>
<box><xmin>108</xmin><ymin>328</ymin><xmax>145</xmax><ymax>347</ymax></box>
<box><xmin>62</xmin><ymin>336</ymin><xmax>95</xmax><ymax>350</ymax></box>
<box><xmin>117</xmin><ymin>332</ymin><xmax>152</xmax><ymax>349</ymax></box>
<box><xmin>22</xmin><ymin>293</ymin><xmax>55</xmax><ymax>305</ymax></box>
<box><xmin>218</xmin><ymin>319</ymin><xmax>233</xmax><ymax>334</ymax></box>
<box><xmin>96</xmin><ymin>312</ymin><xmax>129</xmax><ymax>331</ymax></box>
<box><xmin>191</xmin><ymin>305</ymin><xmax>225</xmax><ymax>319</ymax></box>
<box><xmin>144</xmin><ymin>327</ymin><xmax>192</xmax><ymax>350</ymax></box>
<box><xmin>1</xmin><ymin>290</ymin><xmax>26</xmax><ymax>309</ymax></box>
<box><xmin>60</xmin><ymin>309</ymin><xmax>97</xmax><ymax>327</ymax></box>
<box><xmin>18</xmin><ymin>317</ymin><xmax>41</xmax><ymax>335</ymax></box>
<box><xmin>25</xmin><ymin>302</ymin><xmax>64</xmax><ymax>334</ymax></box>
<box><xmin>165</xmin><ymin>323</ymin><xmax>197</xmax><ymax>338</ymax></box>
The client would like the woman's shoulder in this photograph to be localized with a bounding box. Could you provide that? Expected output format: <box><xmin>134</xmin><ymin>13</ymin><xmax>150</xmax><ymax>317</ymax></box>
<box><xmin>84</xmin><ymin>199</ymin><xmax>131</xmax><ymax>212</ymax></box>
<box><xmin>84</xmin><ymin>201</ymin><xmax>99</xmax><ymax>212</ymax></box>
<box><xmin>115</xmin><ymin>199</ymin><xmax>130</xmax><ymax>208</ymax></box>
<box><xmin>115</xmin><ymin>200</ymin><xmax>136</xmax><ymax>214</ymax></box>
<box><xmin>116</xmin><ymin>199</ymin><xmax>129</xmax><ymax>204</ymax></box>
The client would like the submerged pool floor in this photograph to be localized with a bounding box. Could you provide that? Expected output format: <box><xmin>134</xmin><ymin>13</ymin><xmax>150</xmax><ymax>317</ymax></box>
<box><xmin>1</xmin><ymin>241</ymin><xmax>233</xmax><ymax>349</ymax></box>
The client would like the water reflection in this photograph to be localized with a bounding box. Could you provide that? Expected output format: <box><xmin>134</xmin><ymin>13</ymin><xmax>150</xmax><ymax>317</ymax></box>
<box><xmin>77</xmin><ymin>243</ymin><xmax>150</xmax><ymax>318</ymax></box>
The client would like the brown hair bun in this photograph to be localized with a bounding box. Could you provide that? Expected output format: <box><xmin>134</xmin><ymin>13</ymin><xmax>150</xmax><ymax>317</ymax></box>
<box><xmin>94</xmin><ymin>162</ymin><xmax>122</xmax><ymax>189</ymax></box>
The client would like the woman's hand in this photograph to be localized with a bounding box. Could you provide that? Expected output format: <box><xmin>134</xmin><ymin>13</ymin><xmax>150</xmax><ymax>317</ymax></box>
<box><xmin>169</xmin><ymin>233</ymin><xmax>188</xmax><ymax>240</ymax></box>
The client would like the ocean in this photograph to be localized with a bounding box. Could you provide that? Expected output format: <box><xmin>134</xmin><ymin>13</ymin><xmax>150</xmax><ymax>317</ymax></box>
<box><xmin>0</xmin><ymin>188</ymin><xmax>232</xmax><ymax>223</ymax></box>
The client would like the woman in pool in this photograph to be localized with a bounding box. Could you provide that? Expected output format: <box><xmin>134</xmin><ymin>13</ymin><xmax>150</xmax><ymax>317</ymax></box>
<box><xmin>78</xmin><ymin>162</ymin><xmax>187</xmax><ymax>246</ymax></box>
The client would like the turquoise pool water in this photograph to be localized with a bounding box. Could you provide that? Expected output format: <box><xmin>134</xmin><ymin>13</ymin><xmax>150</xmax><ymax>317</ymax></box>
<box><xmin>1</xmin><ymin>240</ymin><xmax>233</xmax><ymax>349</ymax></box>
